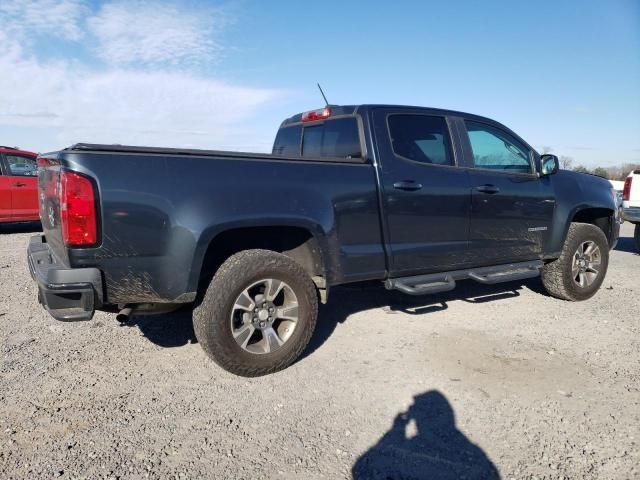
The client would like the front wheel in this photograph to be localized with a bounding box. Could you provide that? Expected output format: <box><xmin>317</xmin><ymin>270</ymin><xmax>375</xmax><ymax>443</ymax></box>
<box><xmin>541</xmin><ymin>222</ymin><xmax>609</xmax><ymax>301</ymax></box>
<box><xmin>193</xmin><ymin>249</ymin><xmax>318</xmax><ymax>377</ymax></box>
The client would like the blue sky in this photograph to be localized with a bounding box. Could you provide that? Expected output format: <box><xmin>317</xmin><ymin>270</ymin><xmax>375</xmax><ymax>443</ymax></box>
<box><xmin>1</xmin><ymin>0</ymin><xmax>638</xmax><ymax>167</ymax></box>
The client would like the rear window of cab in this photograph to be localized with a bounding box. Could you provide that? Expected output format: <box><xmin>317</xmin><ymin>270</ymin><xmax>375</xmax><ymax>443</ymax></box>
<box><xmin>272</xmin><ymin>117</ymin><xmax>361</xmax><ymax>159</ymax></box>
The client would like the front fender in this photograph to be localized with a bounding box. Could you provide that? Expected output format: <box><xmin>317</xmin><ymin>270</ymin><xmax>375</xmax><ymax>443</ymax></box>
<box><xmin>546</xmin><ymin>171</ymin><xmax>617</xmax><ymax>256</ymax></box>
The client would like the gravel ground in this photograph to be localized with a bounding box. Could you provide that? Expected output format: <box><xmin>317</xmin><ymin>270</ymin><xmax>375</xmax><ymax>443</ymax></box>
<box><xmin>1</xmin><ymin>222</ymin><xmax>639</xmax><ymax>479</ymax></box>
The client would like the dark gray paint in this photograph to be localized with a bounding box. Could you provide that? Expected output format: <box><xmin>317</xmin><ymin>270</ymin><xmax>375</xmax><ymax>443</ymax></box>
<box><xmin>36</xmin><ymin>105</ymin><xmax>619</xmax><ymax>306</ymax></box>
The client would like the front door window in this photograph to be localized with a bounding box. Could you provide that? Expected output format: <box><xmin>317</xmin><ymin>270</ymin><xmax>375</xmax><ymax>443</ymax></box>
<box><xmin>465</xmin><ymin>121</ymin><xmax>532</xmax><ymax>174</ymax></box>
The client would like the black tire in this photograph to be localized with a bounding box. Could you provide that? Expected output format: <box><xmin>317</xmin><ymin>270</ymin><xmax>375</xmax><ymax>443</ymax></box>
<box><xmin>541</xmin><ymin>222</ymin><xmax>609</xmax><ymax>301</ymax></box>
<box><xmin>193</xmin><ymin>249</ymin><xmax>318</xmax><ymax>377</ymax></box>
<box><xmin>634</xmin><ymin>224</ymin><xmax>640</xmax><ymax>252</ymax></box>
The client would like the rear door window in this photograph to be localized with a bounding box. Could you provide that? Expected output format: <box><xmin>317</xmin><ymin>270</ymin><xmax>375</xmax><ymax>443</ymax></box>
<box><xmin>301</xmin><ymin>117</ymin><xmax>361</xmax><ymax>159</ymax></box>
<box><xmin>272</xmin><ymin>125</ymin><xmax>302</xmax><ymax>156</ymax></box>
<box><xmin>387</xmin><ymin>115</ymin><xmax>454</xmax><ymax>166</ymax></box>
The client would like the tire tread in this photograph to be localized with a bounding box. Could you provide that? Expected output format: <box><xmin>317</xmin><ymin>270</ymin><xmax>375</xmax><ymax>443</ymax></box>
<box><xmin>541</xmin><ymin>222</ymin><xmax>609</xmax><ymax>301</ymax></box>
<box><xmin>193</xmin><ymin>249</ymin><xmax>317</xmax><ymax>377</ymax></box>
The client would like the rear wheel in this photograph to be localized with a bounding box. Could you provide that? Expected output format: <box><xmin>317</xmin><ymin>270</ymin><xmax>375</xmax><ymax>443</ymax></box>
<box><xmin>634</xmin><ymin>224</ymin><xmax>640</xmax><ymax>252</ymax></box>
<box><xmin>193</xmin><ymin>249</ymin><xmax>318</xmax><ymax>377</ymax></box>
<box><xmin>541</xmin><ymin>222</ymin><xmax>609</xmax><ymax>301</ymax></box>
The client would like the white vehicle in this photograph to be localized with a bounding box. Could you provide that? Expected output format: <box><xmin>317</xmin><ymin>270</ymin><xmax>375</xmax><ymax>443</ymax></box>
<box><xmin>622</xmin><ymin>170</ymin><xmax>640</xmax><ymax>250</ymax></box>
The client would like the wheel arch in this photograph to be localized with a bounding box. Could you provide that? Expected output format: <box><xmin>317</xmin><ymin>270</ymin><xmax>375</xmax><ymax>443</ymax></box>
<box><xmin>188</xmin><ymin>220</ymin><xmax>328</xmax><ymax>298</ymax></box>
<box><xmin>570</xmin><ymin>207</ymin><xmax>616</xmax><ymax>245</ymax></box>
<box><xmin>548</xmin><ymin>206</ymin><xmax>616</xmax><ymax>257</ymax></box>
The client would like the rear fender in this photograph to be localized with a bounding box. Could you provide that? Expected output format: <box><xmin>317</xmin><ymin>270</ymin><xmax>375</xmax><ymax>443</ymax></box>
<box><xmin>187</xmin><ymin>218</ymin><xmax>331</xmax><ymax>295</ymax></box>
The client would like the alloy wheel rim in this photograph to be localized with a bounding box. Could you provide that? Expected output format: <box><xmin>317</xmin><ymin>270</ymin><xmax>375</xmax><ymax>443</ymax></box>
<box><xmin>571</xmin><ymin>240</ymin><xmax>601</xmax><ymax>288</ymax></box>
<box><xmin>230</xmin><ymin>278</ymin><xmax>299</xmax><ymax>354</ymax></box>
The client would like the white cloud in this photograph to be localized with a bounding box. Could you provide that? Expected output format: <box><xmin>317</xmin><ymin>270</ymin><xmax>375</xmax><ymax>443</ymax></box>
<box><xmin>0</xmin><ymin>0</ymin><xmax>86</xmax><ymax>41</ymax></box>
<box><xmin>87</xmin><ymin>1</ymin><xmax>225</xmax><ymax>66</ymax></box>
<box><xmin>0</xmin><ymin>2</ymin><xmax>284</xmax><ymax>152</ymax></box>
<box><xmin>0</xmin><ymin>32</ymin><xmax>279</xmax><ymax>151</ymax></box>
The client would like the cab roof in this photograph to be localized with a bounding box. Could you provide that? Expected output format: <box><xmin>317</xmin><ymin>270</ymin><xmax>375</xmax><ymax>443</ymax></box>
<box><xmin>0</xmin><ymin>146</ymin><xmax>37</xmax><ymax>156</ymax></box>
<box><xmin>279</xmin><ymin>104</ymin><xmax>499</xmax><ymax>128</ymax></box>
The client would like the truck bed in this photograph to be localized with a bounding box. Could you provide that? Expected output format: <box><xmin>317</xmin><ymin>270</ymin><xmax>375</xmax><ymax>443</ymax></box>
<box><xmin>36</xmin><ymin>144</ymin><xmax>386</xmax><ymax>308</ymax></box>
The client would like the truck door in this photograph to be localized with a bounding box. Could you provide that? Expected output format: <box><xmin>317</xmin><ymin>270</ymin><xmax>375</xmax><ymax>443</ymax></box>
<box><xmin>459</xmin><ymin>119</ymin><xmax>555</xmax><ymax>264</ymax></box>
<box><xmin>4</xmin><ymin>153</ymin><xmax>39</xmax><ymax>221</ymax></box>
<box><xmin>372</xmin><ymin>108</ymin><xmax>472</xmax><ymax>276</ymax></box>
<box><xmin>0</xmin><ymin>158</ymin><xmax>12</xmax><ymax>222</ymax></box>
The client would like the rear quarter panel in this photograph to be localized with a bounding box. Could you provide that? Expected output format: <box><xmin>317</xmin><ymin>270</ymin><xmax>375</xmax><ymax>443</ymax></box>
<box><xmin>59</xmin><ymin>152</ymin><xmax>385</xmax><ymax>304</ymax></box>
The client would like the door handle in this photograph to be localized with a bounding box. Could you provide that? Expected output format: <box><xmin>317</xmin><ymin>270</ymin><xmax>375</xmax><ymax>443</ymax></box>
<box><xmin>14</xmin><ymin>182</ymin><xmax>27</xmax><ymax>187</ymax></box>
<box><xmin>393</xmin><ymin>181</ymin><xmax>423</xmax><ymax>191</ymax></box>
<box><xmin>475</xmin><ymin>184</ymin><xmax>500</xmax><ymax>194</ymax></box>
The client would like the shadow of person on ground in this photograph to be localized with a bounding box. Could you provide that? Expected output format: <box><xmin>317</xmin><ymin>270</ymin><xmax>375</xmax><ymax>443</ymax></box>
<box><xmin>352</xmin><ymin>390</ymin><xmax>500</xmax><ymax>480</ymax></box>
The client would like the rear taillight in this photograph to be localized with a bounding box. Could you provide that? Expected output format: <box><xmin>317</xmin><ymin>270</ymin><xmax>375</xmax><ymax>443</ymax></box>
<box><xmin>60</xmin><ymin>171</ymin><xmax>97</xmax><ymax>247</ymax></box>
<box><xmin>622</xmin><ymin>176</ymin><xmax>632</xmax><ymax>201</ymax></box>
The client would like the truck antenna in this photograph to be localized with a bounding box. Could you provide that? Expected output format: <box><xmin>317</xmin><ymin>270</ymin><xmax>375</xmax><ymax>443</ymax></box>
<box><xmin>317</xmin><ymin>83</ymin><xmax>329</xmax><ymax>106</ymax></box>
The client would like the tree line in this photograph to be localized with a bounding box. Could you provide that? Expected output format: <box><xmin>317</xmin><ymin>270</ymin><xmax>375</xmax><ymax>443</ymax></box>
<box><xmin>567</xmin><ymin>159</ymin><xmax>639</xmax><ymax>180</ymax></box>
<box><xmin>540</xmin><ymin>147</ymin><xmax>639</xmax><ymax>180</ymax></box>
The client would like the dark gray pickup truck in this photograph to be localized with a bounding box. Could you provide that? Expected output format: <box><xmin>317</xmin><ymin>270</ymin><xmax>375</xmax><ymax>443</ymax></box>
<box><xmin>28</xmin><ymin>104</ymin><xmax>620</xmax><ymax>376</ymax></box>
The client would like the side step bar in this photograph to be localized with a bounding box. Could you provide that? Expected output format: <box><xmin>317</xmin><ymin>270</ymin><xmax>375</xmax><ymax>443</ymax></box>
<box><xmin>385</xmin><ymin>260</ymin><xmax>544</xmax><ymax>296</ymax></box>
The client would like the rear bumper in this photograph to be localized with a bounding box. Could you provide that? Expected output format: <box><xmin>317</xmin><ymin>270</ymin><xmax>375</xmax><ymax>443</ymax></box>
<box><xmin>622</xmin><ymin>207</ymin><xmax>640</xmax><ymax>223</ymax></box>
<box><xmin>27</xmin><ymin>235</ymin><xmax>103</xmax><ymax>321</ymax></box>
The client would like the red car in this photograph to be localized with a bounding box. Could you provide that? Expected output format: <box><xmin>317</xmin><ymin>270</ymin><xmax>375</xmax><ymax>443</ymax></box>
<box><xmin>0</xmin><ymin>146</ymin><xmax>39</xmax><ymax>223</ymax></box>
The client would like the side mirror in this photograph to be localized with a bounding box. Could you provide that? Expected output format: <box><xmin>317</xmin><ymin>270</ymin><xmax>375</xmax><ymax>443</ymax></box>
<box><xmin>540</xmin><ymin>154</ymin><xmax>559</xmax><ymax>176</ymax></box>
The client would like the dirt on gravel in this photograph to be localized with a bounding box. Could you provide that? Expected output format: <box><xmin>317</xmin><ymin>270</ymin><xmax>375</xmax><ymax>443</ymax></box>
<box><xmin>1</xmin><ymin>222</ymin><xmax>639</xmax><ymax>479</ymax></box>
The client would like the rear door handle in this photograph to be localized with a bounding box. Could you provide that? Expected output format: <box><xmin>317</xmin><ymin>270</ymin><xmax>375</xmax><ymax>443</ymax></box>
<box><xmin>475</xmin><ymin>184</ymin><xmax>500</xmax><ymax>194</ymax></box>
<box><xmin>14</xmin><ymin>182</ymin><xmax>27</xmax><ymax>187</ymax></box>
<box><xmin>393</xmin><ymin>181</ymin><xmax>423</xmax><ymax>191</ymax></box>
